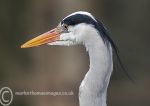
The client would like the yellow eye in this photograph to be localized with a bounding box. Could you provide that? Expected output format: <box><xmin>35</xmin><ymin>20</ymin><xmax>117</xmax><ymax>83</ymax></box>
<box><xmin>63</xmin><ymin>24</ymin><xmax>68</xmax><ymax>29</ymax></box>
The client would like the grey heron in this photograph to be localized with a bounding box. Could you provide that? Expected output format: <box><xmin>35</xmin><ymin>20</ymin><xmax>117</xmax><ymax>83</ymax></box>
<box><xmin>21</xmin><ymin>11</ymin><xmax>129</xmax><ymax>106</ymax></box>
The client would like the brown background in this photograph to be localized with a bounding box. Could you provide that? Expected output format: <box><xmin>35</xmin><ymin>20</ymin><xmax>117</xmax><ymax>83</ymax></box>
<box><xmin>0</xmin><ymin>0</ymin><xmax>150</xmax><ymax>106</ymax></box>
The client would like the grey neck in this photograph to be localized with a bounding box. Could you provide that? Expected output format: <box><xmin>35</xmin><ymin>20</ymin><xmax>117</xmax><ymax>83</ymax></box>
<box><xmin>79</xmin><ymin>34</ymin><xmax>113</xmax><ymax>106</ymax></box>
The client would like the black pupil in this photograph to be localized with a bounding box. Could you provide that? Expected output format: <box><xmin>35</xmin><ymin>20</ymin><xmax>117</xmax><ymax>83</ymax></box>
<box><xmin>64</xmin><ymin>25</ymin><xmax>67</xmax><ymax>29</ymax></box>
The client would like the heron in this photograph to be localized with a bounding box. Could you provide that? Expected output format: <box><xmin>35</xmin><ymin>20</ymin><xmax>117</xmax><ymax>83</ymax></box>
<box><xmin>21</xmin><ymin>11</ymin><xmax>125</xmax><ymax>106</ymax></box>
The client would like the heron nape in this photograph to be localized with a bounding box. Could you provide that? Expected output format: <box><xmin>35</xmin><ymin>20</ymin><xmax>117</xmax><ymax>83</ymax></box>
<box><xmin>21</xmin><ymin>11</ymin><xmax>128</xmax><ymax>106</ymax></box>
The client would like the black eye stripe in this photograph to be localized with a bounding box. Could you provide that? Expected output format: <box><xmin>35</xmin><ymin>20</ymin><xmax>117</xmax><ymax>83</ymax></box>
<box><xmin>60</xmin><ymin>13</ymin><xmax>118</xmax><ymax>63</ymax></box>
<box><xmin>61</xmin><ymin>14</ymin><xmax>96</xmax><ymax>26</ymax></box>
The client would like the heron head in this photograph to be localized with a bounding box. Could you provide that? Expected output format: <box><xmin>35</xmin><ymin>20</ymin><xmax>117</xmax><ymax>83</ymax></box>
<box><xmin>21</xmin><ymin>11</ymin><xmax>98</xmax><ymax>48</ymax></box>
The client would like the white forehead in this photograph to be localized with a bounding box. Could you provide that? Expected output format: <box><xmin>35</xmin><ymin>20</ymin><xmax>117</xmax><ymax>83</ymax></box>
<box><xmin>63</xmin><ymin>11</ymin><xmax>97</xmax><ymax>22</ymax></box>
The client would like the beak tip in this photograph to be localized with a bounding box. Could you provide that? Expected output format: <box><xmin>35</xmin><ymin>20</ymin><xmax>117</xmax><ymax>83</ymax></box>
<box><xmin>21</xmin><ymin>45</ymin><xmax>25</xmax><ymax>48</ymax></box>
<box><xmin>21</xmin><ymin>44</ymin><xmax>28</xmax><ymax>48</ymax></box>
<box><xmin>21</xmin><ymin>44</ymin><xmax>39</xmax><ymax>48</ymax></box>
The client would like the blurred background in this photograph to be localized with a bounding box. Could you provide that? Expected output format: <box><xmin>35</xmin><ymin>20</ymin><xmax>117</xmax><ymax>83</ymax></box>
<box><xmin>0</xmin><ymin>0</ymin><xmax>150</xmax><ymax>106</ymax></box>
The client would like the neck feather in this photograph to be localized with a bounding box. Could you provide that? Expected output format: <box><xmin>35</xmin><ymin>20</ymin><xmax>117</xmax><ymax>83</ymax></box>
<box><xmin>79</xmin><ymin>28</ymin><xmax>113</xmax><ymax>106</ymax></box>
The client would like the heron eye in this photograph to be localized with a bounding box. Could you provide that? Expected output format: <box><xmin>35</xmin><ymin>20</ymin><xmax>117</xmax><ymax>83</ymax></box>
<box><xmin>63</xmin><ymin>24</ymin><xmax>69</xmax><ymax>29</ymax></box>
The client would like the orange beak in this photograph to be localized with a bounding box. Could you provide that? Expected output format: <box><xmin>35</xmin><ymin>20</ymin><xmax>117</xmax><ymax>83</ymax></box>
<box><xmin>21</xmin><ymin>28</ymin><xmax>60</xmax><ymax>48</ymax></box>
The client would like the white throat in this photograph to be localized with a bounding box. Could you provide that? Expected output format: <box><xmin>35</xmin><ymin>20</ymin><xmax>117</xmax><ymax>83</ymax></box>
<box><xmin>79</xmin><ymin>25</ymin><xmax>113</xmax><ymax>106</ymax></box>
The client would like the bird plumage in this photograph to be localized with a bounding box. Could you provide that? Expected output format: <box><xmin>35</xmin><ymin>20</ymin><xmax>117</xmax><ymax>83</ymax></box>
<box><xmin>77</xmin><ymin>23</ymin><xmax>113</xmax><ymax>106</ymax></box>
<box><xmin>60</xmin><ymin>11</ymin><xmax>114</xmax><ymax>106</ymax></box>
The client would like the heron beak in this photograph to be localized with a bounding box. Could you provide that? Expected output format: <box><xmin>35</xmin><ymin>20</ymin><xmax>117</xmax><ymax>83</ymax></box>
<box><xmin>21</xmin><ymin>28</ymin><xmax>60</xmax><ymax>48</ymax></box>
